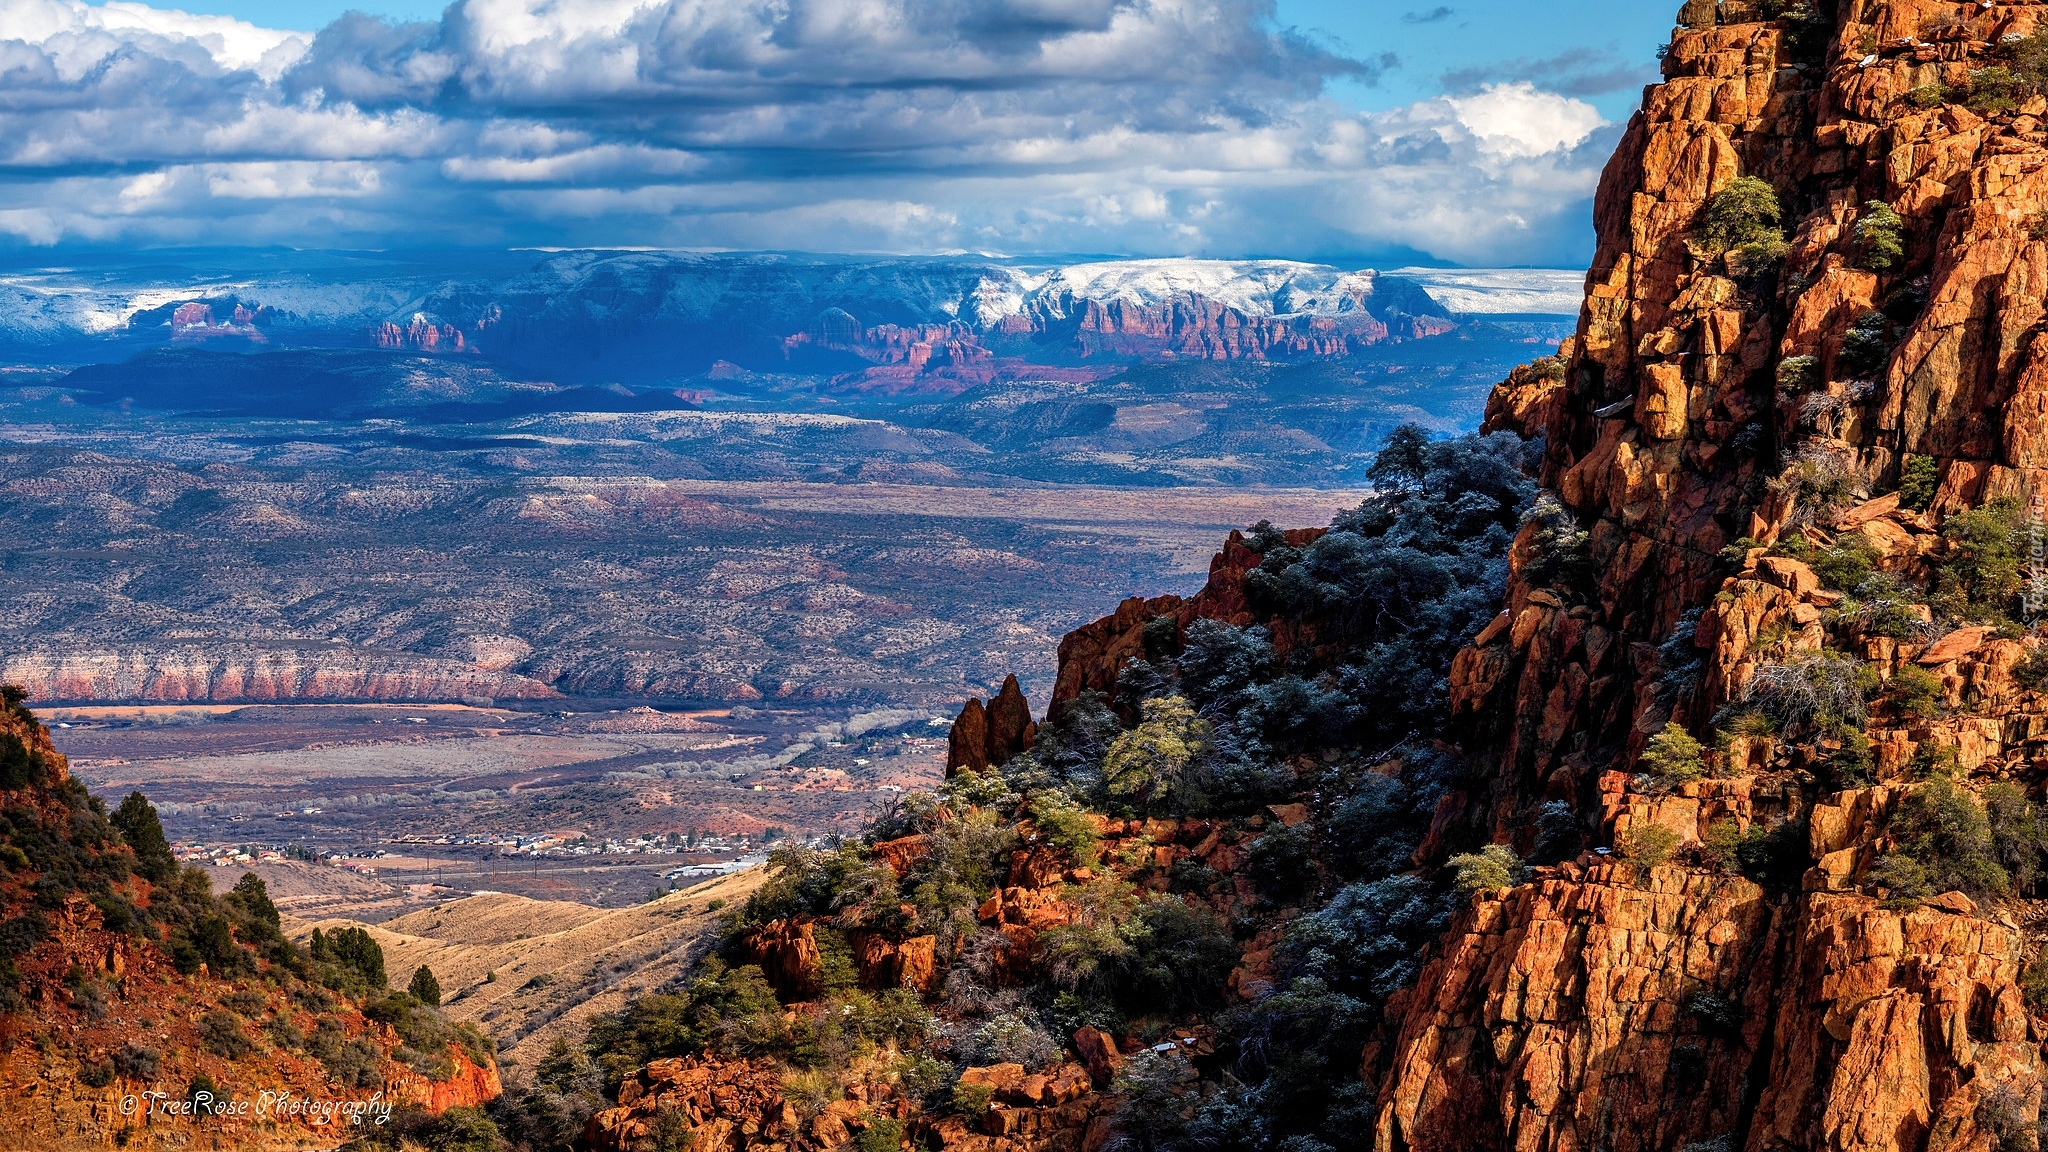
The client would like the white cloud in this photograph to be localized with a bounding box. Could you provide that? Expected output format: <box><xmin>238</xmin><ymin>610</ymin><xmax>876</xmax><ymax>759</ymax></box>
<box><xmin>0</xmin><ymin>0</ymin><xmax>1617</xmax><ymax>265</ymax></box>
<box><xmin>1445</xmin><ymin>81</ymin><xmax>1606</xmax><ymax>161</ymax></box>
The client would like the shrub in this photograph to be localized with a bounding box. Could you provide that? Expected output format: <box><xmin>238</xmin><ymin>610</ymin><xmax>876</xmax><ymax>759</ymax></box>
<box><xmin>1247</xmin><ymin>824</ymin><xmax>1320</xmax><ymax>901</ymax></box>
<box><xmin>1775</xmin><ymin>447</ymin><xmax>1859</xmax><ymax>525</ymax></box>
<box><xmin>1282</xmin><ymin>875</ymin><xmax>1453</xmax><ymax>1009</ymax></box>
<box><xmin>1694</xmin><ymin>176</ymin><xmax>1789</xmax><ymax>274</ymax></box>
<box><xmin>1776</xmin><ymin>354</ymin><xmax>1821</xmax><ymax>393</ymax></box>
<box><xmin>78</xmin><ymin>1059</ymin><xmax>115</xmax><ymax>1088</ymax></box>
<box><xmin>1736</xmin><ymin>819</ymin><xmax>1811</xmax><ymax>892</ymax></box>
<box><xmin>1934</xmin><ymin>497</ymin><xmax>2024</xmax><ymax>621</ymax></box>
<box><xmin>1520</xmin><ymin>494</ymin><xmax>1594</xmax><ymax>592</ymax></box>
<box><xmin>265</xmin><ymin>1016</ymin><xmax>305</xmax><ymax>1050</ymax></box>
<box><xmin>1873</xmin><ymin>775</ymin><xmax>2011</xmax><ymax>903</ymax></box>
<box><xmin>969</xmin><ymin>1012</ymin><xmax>1061</xmax><ymax>1071</ymax></box>
<box><xmin>856</xmin><ymin>1115</ymin><xmax>906</xmax><ymax>1152</ymax></box>
<box><xmin>2016</xmin><ymin>647</ymin><xmax>2048</xmax><ymax>689</ymax></box>
<box><xmin>1811</xmin><ymin>532</ymin><xmax>1877</xmax><ymax>591</ymax></box>
<box><xmin>1103</xmin><ymin>696</ymin><xmax>1208</xmax><ymax>812</ymax></box>
<box><xmin>1027</xmin><ymin>791</ymin><xmax>1099</xmax><ymax>864</ymax></box>
<box><xmin>1121</xmin><ymin>896</ymin><xmax>1238</xmax><ymax>1016</ymax></box>
<box><xmin>199</xmin><ymin>1011</ymin><xmax>254</xmax><ymax>1060</ymax></box>
<box><xmin>1884</xmin><ymin>665</ymin><xmax>1943</xmax><ymax>719</ymax></box>
<box><xmin>110</xmin><ymin>792</ymin><xmax>178</xmax><ymax>883</ymax></box>
<box><xmin>1616</xmin><ymin>824</ymin><xmax>1679</xmax><ymax>870</ymax></box>
<box><xmin>1984</xmin><ymin>781</ymin><xmax>2046</xmax><ymax>896</ymax></box>
<box><xmin>113</xmin><ymin>1042</ymin><xmax>160</xmax><ymax>1081</ymax></box>
<box><xmin>1702</xmin><ymin>819</ymin><xmax>1743</xmax><ymax>873</ymax></box>
<box><xmin>2024</xmin><ymin>948</ymin><xmax>2048</xmax><ymax>1013</ymax></box>
<box><xmin>1639</xmin><ymin>726</ymin><xmax>1706</xmax><ymax>785</ymax></box>
<box><xmin>310</xmin><ymin>1021</ymin><xmax>383</xmax><ymax>1088</ymax></box>
<box><xmin>1904</xmin><ymin>83</ymin><xmax>1950</xmax><ymax>109</ymax></box>
<box><xmin>1897</xmin><ymin>454</ymin><xmax>1939</xmax><ymax>511</ymax></box>
<box><xmin>1837</xmin><ymin>311</ymin><xmax>1895</xmax><ymax>379</ymax></box>
<box><xmin>408</xmin><ymin>965</ymin><xmax>442</xmax><ymax>1008</ymax></box>
<box><xmin>583</xmin><ymin>959</ymin><xmax>789</xmax><ymax>1088</ymax></box>
<box><xmin>1448</xmin><ymin>844</ymin><xmax>1522</xmax><ymax>893</ymax></box>
<box><xmin>950</xmin><ymin>1080</ymin><xmax>996</xmax><ymax>1115</ymax></box>
<box><xmin>310</xmin><ymin>925</ymin><xmax>386</xmax><ymax>993</ymax></box>
<box><xmin>1966</xmin><ymin>66</ymin><xmax>2027</xmax><ymax>113</ymax></box>
<box><xmin>1854</xmin><ymin>201</ymin><xmax>1906</xmax><ymax>271</ymax></box>
<box><xmin>1742</xmin><ymin>653</ymin><xmax>1877</xmax><ymax>737</ymax></box>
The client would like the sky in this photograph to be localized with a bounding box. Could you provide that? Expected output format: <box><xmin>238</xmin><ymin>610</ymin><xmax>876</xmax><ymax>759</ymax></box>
<box><xmin>0</xmin><ymin>0</ymin><xmax>1673</xmax><ymax>266</ymax></box>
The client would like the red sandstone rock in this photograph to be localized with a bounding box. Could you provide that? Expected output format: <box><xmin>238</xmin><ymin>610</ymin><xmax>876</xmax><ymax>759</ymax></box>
<box><xmin>1072</xmin><ymin>1026</ymin><xmax>1123</xmax><ymax>1085</ymax></box>
<box><xmin>743</xmin><ymin>918</ymin><xmax>824</xmax><ymax>1000</ymax></box>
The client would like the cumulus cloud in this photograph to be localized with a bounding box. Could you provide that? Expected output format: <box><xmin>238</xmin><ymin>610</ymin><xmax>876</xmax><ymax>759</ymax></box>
<box><xmin>0</xmin><ymin>0</ymin><xmax>1616</xmax><ymax>264</ymax></box>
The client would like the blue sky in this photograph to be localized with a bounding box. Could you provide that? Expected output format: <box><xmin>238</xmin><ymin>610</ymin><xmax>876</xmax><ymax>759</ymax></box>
<box><xmin>0</xmin><ymin>0</ymin><xmax>1675</xmax><ymax>265</ymax></box>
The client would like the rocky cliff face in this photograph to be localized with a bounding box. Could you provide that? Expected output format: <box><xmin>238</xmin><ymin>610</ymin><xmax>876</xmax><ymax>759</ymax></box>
<box><xmin>1375</xmin><ymin>2</ymin><xmax>2048</xmax><ymax>1149</ymax></box>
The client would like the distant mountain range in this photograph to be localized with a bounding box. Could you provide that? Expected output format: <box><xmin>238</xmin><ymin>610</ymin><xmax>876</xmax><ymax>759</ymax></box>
<box><xmin>0</xmin><ymin>251</ymin><xmax>1582</xmax><ymax>390</ymax></box>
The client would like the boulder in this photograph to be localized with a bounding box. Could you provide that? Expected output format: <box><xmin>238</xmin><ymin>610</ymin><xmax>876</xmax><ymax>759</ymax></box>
<box><xmin>1073</xmin><ymin>1026</ymin><xmax>1123</xmax><ymax>1084</ymax></box>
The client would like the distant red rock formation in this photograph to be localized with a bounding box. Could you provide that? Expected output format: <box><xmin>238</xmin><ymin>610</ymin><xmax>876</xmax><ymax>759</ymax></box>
<box><xmin>170</xmin><ymin>301</ymin><xmax>270</xmax><ymax>344</ymax></box>
<box><xmin>373</xmin><ymin>313</ymin><xmax>469</xmax><ymax>352</ymax></box>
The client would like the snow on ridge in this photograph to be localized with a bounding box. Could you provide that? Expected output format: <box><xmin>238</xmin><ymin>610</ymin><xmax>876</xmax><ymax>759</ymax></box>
<box><xmin>1390</xmin><ymin>268</ymin><xmax>1586</xmax><ymax>315</ymax></box>
<box><xmin>1026</xmin><ymin>259</ymin><xmax>1384</xmax><ymax>319</ymax></box>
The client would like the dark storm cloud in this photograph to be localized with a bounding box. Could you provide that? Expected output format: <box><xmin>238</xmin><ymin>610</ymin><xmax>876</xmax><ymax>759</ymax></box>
<box><xmin>0</xmin><ymin>0</ymin><xmax>1610</xmax><ymax>265</ymax></box>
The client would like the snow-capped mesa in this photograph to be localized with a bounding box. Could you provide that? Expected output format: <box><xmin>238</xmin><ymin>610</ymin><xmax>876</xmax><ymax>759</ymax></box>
<box><xmin>0</xmin><ymin>251</ymin><xmax>1581</xmax><ymax>385</ymax></box>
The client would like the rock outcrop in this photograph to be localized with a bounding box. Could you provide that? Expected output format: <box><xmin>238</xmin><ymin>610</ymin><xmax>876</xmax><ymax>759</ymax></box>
<box><xmin>1374</xmin><ymin>3</ymin><xmax>2048</xmax><ymax>1149</ymax></box>
<box><xmin>947</xmin><ymin>675</ymin><xmax>1037</xmax><ymax>775</ymax></box>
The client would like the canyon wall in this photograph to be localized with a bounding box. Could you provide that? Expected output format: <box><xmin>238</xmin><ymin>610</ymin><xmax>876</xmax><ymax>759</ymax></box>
<box><xmin>1376</xmin><ymin>2</ymin><xmax>2048</xmax><ymax>1148</ymax></box>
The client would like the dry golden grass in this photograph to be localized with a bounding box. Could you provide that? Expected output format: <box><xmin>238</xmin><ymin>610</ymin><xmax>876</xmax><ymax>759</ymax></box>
<box><xmin>286</xmin><ymin>865</ymin><xmax>768</xmax><ymax>1073</ymax></box>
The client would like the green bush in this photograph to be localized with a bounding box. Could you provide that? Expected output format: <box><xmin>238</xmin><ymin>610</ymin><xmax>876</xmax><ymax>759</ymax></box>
<box><xmin>1776</xmin><ymin>354</ymin><xmax>1821</xmax><ymax>393</ymax></box>
<box><xmin>1028</xmin><ymin>790</ymin><xmax>1100</xmax><ymax>864</ymax></box>
<box><xmin>2015</xmin><ymin>647</ymin><xmax>2048</xmax><ymax>689</ymax></box>
<box><xmin>1984</xmin><ymin>782</ymin><xmax>2046</xmax><ymax>896</ymax></box>
<box><xmin>1639</xmin><ymin>726</ymin><xmax>1706</xmax><ymax>785</ymax></box>
<box><xmin>1121</xmin><ymin>896</ymin><xmax>1238</xmax><ymax>1017</ymax></box>
<box><xmin>2024</xmin><ymin>949</ymin><xmax>2048</xmax><ymax>1013</ymax></box>
<box><xmin>1616</xmin><ymin>824</ymin><xmax>1679</xmax><ymax>870</ymax></box>
<box><xmin>200</xmin><ymin>1011</ymin><xmax>254</xmax><ymax>1059</ymax></box>
<box><xmin>1694</xmin><ymin>176</ymin><xmax>1789</xmax><ymax>274</ymax></box>
<box><xmin>1904</xmin><ymin>83</ymin><xmax>1950</xmax><ymax>109</ymax></box>
<box><xmin>1247</xmin><ymin>824</ymin><xmax>1320</xmax><ymax>901</ymax></box>
<box><xmin>1934</xmin><ymin>497</ymin><xmax>2024</xmax><ymax>622</ymax></box>
<box><xmin>1965</xmin><ymin>66</ymin><xmax>2027</xmax><ymax>113</ymax></box>
<box><xmin>1103</xmin><ymin>696</ymin><xmax>1209</xmax><ymax>812</ymax></box>
<box><xmin>1812</xmin><ymin>532</ymin><xmax>1877</xmax><ymax>591</ymax></box>
<box><xmin>1885</xmin><ymin>665</ymin><xmax>1944</xmax><ymax>719</ymax></box>
<box><xmin>1897</xmin><ymin>454</ymin><xmax>1939</xmax><ymax>511</ymax></box>
<box><xmin>1447</xmin><ymin>844</ymin><xmax>1523</xmax><ymax>892</ymax></box>
<box><xmin>855</xmin><ymin>1115</ymin><xmax>905</xmax><ymax>1152</ymax></box>
<box><xmin>1838</xmin><ymin>311</ymin><xmax>1895</xmax><ymax>379</ymax></box>
<box><xmin>1854</xmin><ymin>201</ymin><xmax>1906</xmax><ymax>271</ymax></box>
<box><xmin>310</xmin><ymin>925</ymin><xmax>386</xmax><ymax>993</ymax></box>
<box><xmin>1872</xmin><ymin>775</ymin><xmax>2012</xmax><ymax>903</ymax></box>
<box><xmin>583</xmin><ymin>959</ymin><xmax>788</xmax><ymax>1089</ymax></box>
<box><xmin>950</xmin><ymin>1080</ymin><xmax>996</xmax><ymax>1115</ymax></box>
<box><xmin>408</xmin><ymin>965</ymin><xmax>442</xmax><ymax>1008</ymax></box>
<box><xmin>1743</xmin><ymin>653</ymin><xmax>1878</xmax><ymax>738</ymax></box>
<box><xmin>898</xmin><ymin>806</ymin><xmax>1018</xmax><ymax>952</ymax></box>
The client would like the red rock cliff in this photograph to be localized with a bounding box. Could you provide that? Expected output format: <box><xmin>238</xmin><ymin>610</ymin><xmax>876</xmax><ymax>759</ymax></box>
<box><xmin>1377</xmin><ymin>3</ymin><xmax>2048</xmax><ymax>1149</ymax></box>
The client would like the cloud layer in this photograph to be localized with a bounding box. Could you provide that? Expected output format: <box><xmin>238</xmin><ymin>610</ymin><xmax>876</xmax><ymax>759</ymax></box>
<box><xmin>0</xmin><ymin>0</ymin><xmax>1618</xmax><ymax>264</ymax></box>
